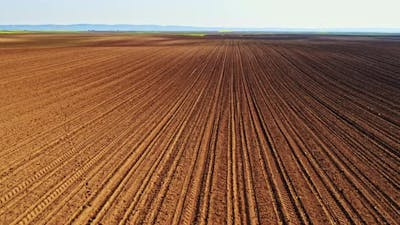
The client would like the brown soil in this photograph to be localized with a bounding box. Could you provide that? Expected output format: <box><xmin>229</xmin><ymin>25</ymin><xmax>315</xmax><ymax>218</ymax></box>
<box><xmin>0</xmin><ymin>33</ymin><xmax>399</xmax><ymax>225</ymax></box>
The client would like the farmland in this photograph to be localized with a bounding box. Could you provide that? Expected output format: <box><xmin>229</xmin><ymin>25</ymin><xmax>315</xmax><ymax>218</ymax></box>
<box><xmin>0</xmin><ymin>33</ymin><xmax>399</xmax><ymax>224</ymax></box>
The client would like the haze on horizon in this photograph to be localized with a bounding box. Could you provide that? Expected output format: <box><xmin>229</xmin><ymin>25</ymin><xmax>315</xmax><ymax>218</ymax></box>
<box><xmin>1</xmin><ymin>0</ymin><xmax>399</xmax><ymax>29</ymax></box>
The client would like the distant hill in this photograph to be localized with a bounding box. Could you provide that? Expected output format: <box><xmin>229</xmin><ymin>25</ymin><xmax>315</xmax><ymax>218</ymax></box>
<box><xmin>0</xmin><ymin>24</ymin><xmax>214</xmax><ymax>32</ymax></box>
<box><xmin>1</xmin><ymin>24</ymin><xmax>399</xmax><ymax>33</ymax></box>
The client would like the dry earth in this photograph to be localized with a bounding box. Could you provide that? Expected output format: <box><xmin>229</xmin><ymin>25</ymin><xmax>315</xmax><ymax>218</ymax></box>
<box><xmin>0</xmin><ymin>33</ymin><xmax>399</xmax><ymax>224</ymax></box>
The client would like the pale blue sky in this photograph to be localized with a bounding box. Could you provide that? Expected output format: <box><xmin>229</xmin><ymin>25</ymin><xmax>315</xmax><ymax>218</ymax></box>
<box><xmin>1</xmin><ymin>0</ymin><xmax>399</xmax><ymax>28</ymax></box>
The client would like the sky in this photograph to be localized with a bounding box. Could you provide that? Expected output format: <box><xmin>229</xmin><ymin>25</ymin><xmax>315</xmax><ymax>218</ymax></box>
<box><xmin>1</xmin><ymin>0</ymin><xmax>399</xmax><ymax>28</ymax></box>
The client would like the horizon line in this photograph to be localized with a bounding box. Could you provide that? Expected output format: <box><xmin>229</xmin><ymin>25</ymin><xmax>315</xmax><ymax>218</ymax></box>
<box><xmin>1</xmin><ymin>24</ymin><xmax>400</xmax><ymax>33</ymax></box>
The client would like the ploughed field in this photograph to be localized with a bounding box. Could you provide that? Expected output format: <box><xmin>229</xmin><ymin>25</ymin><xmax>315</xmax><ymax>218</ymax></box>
<box><xmin>0</xmin><ymin>33</ymin><xmax>399</xmax><ymax>225</ymax></box>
